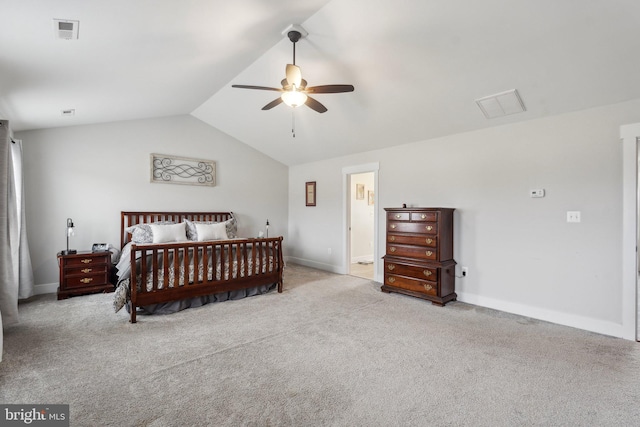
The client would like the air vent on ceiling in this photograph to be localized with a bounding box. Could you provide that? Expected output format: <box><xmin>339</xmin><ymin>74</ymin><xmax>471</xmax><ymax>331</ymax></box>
<box><xmin>53</xmin><ymin>19</ymin><xmax>79</xmax><ymax>40</ymax></box>
<box><xmin>475</xmin><ymin>89</ymin><xmax>525</xmax><ymax>119</ymax></box>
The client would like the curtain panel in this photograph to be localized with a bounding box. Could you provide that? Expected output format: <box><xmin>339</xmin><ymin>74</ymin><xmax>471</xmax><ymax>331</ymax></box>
<box><xmin>0</xmin><ymin>120</ymin><xmax>35</xmax><ymax>362</ymax></box>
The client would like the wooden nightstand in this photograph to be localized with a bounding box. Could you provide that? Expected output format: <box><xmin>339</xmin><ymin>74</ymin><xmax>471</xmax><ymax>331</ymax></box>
<box><xmin>57</xmin><ymin>251</ymin><xmax>114</xmax><ymax>300</ymax></box>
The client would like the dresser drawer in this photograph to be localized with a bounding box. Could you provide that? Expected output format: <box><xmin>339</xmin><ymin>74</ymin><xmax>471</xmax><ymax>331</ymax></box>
<box><xmin>387</xmin><ymin>244</ymin><xmax>437</xmax><ymax>261</ymax></box>
<box><xmin>384</xmin><ymin>274</ymin><xmax>437</xmax><ymax>296</ymax></box>
<box><xmin>387</xmin><ymin>211</ymin><xmax>410</xmax><ymax>221</ymax></box>
<box><xmin>388</xmin><ymin>222</ymin><xmax>438</xmax><ymax>234</ymax></box>
<box><xmin>410</xmin><ymin>212</ymin><xmax>438</xmax><ymax>222</ymax></box>
<box><xmin>385</xmin><ymin>261</ymin><xmax>438</xmax><ymax>282</ymax></box>
<box><xmin>388</xmin><ymin>234</ymin><xmax>437</xmax><ymax>247</ymax></box>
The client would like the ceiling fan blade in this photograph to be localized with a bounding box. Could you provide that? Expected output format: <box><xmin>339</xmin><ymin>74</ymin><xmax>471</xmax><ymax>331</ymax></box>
<box><xmin>306</xmin><ymin>84</ymin><xmax>355</xmax><ymax>94</ymax></box>
<box><xmin>305</xmin><ymin>96</ymin><xmax>328</xmax><ymax>113</ymax></box>
<box><xmin>262</xmin><ymin>97</ymin><xmax>284</xmax><ymax>110</ymax></box>
<box><xmin>232</xmin><ymin>85</ymin><xmax>283</xmax><ymax>92</ymax></box>
<box><xmin>285</xmin><ymin>64</ymin><xmax>302</xmax><ymax>87</ymax></box>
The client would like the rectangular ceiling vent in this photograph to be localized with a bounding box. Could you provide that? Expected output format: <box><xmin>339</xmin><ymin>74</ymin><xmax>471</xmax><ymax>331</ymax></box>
<box><xmin>53</xmin><ymin>19</ymin><xmax>79</xmax><ymax>40</ymax></box>
<box><xmin>475</xmin><ymin>89</ymin><xmax>526</xmax><ymax>119</ymax></box>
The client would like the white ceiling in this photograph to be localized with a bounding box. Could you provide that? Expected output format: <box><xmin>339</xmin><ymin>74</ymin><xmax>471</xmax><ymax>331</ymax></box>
<box><xmin>3</xmin><ymin>0</ymin><xmax>640</xmax><ymax>165</ymax></box>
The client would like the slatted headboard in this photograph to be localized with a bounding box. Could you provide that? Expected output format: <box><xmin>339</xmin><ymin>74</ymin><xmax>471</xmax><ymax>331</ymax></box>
<box><xmin>120</xmin><ymin>211</ymin><xmax>233</xmax><ymax>248</ymax></box>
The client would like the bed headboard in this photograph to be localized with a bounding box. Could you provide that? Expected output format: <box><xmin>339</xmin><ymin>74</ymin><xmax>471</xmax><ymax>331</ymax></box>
<box><xmin>120</xmin><ymin>211</ymin><xmax>233</xmax><ymax>248</ymax></box>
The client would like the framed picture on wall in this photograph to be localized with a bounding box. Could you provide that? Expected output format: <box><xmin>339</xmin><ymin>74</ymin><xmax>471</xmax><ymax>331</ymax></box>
<box><xmin>306</xmin><ymin>181</ymin><xmax>316</xmax><ymax>206</ymax></box>
<box><xmin>356</xmin><ymin>184</ymin><xmax>365</xmax><ymax>200</ymax></box>
<box><xmin>368</xmin><ymin>190</ymin><xmax>374</xmax><ymax>205</ymax></box>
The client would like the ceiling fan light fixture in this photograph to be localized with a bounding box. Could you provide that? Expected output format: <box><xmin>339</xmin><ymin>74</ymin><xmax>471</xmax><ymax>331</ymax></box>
<box><xmin>281</xmin><ymin>88</ymin><xmax>308</xmax><ymax>107</ymax></box>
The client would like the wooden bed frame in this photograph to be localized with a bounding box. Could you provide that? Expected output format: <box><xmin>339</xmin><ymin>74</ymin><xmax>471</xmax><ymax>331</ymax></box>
<box><xmin>121</xmin><ymin>211</ymin><xmax>284</xmax><ymax>323</ymax></box>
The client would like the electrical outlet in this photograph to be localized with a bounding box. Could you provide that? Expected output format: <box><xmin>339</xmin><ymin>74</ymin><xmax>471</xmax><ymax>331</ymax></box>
<box><xmin>567</xmin><ymin>211</ymin><xmax>581</xmax><ymax>223</ymax></box>
<box><xmin>461</xmin><ymin>267</ymin><xmax>468</xmax><ymax>277</ymax></box>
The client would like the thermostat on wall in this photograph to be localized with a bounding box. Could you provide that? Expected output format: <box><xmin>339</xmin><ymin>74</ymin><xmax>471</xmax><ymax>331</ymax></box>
<box><xmin>530</xmin><ymin>189</ymin><xmax>545</xmax><ymax>198</ymax></box>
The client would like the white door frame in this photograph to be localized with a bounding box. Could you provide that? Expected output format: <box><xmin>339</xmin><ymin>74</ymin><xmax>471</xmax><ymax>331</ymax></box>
<box><xmin>343</xmin><ymin>162</ymin><xmax>380</xmax><ymax>282</ymax></box>
<box><xmin>621</xmin><ymin>123</ymin><xmax>639</xmax><ymax>340</ymax></box>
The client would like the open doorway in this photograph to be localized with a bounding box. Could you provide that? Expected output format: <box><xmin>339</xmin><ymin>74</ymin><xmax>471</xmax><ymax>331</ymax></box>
<box><xmin>349</xmin><ymin>172</ymin><xmax>375</xmax><ymax>279</ymax></box>
<box><xmin>343</xmin><ymin>162</ymin><xmax>379</xmax><ymax>282</ymax></box>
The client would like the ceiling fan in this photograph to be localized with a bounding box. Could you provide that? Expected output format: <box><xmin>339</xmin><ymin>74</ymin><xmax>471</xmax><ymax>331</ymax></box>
<box><xmin>232</xmin><ymin>27</ymin><xmax>354</xmax><ymax>113</ymax></box>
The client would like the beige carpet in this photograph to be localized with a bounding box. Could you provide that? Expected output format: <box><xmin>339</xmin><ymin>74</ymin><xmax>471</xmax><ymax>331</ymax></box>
<box><xmin>1</xmin><ymin>264</ymin><xmax>639</xmax><ymax>426</ymax></box>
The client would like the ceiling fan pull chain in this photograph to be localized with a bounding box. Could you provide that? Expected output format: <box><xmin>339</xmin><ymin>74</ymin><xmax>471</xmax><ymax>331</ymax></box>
<box><xmin>292</xmin><ymin>111</ymin><xmax>296</xmax><ymax>138</ymax></box>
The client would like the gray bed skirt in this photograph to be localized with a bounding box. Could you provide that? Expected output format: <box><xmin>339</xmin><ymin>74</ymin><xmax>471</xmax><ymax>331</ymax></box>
<box><xmin>124</xmin><ymin>283</ymin><xmax>277</xmax><ymax>315</ymax></box>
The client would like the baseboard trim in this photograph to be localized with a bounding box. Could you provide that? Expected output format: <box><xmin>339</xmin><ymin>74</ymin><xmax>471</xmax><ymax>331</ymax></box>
<box><xmin>351</xmin><ymin>255</ymin><xmax>374</xmax><ymax>264</ymax></box>
<box><xmin>33</xmin><ymin>282</ymin><xmax>58</xmax><ymax>296</ymax></box>
<box><xmin>457</xmin><ymin>291</ymin><xmax>623</xmax><ymax>338</ymax></box>
<box><xmin>285</xmin><ymin>257</ymin><xmax>347</xmax><ymax>274</ymax></box>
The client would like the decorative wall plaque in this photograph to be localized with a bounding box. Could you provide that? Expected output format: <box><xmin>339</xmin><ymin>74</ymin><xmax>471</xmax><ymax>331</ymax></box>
<box><xmin>150</xmin><ymin>153</ymin><xmax>216</xmax><ymax>187</ymax></box>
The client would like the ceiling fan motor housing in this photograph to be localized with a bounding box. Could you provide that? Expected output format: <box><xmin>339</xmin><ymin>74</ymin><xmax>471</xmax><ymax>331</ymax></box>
<box><xmin>288</xmin><ymin>30</ymin><xmax>302</xmax><ymax>43</ymax></box>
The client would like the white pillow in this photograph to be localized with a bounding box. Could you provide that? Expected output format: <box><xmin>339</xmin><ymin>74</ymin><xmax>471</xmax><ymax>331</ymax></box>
<box><xmin>195</xmin><ymin>222</ymin><xmax>228</xmax><ymax>241</ymax></box>
<box><xmin>149</xmin><ymin>222</ymin><xmax>188</xmax><ymax>243</ymax></box>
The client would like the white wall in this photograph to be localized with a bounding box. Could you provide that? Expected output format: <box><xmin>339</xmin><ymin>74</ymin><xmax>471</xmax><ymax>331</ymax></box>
<box><xmin>289</xmin><ymin>99</ymin><xmax>640</xmax><ymax>337</ymax></box>
<box><xmin>350</xmin><ymin>172</ymin><xmax>374</xmax><ymax>262</ymax></box>
<box><xmin>17</xmin><ymin>115</ymin><xmax>289</xmax><ymax>291</ymax></box>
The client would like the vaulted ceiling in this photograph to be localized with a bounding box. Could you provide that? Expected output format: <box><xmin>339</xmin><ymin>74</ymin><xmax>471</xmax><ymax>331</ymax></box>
<box><xmin>3</xmin><ymin>0</ymin><xmax>640</xmax><ymax>165</ymax></box>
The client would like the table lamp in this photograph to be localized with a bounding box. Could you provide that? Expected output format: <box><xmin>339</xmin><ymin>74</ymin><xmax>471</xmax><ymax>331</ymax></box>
<box><xmin>61</xmin><ymin>218</ymin><xmax>77</xmax><ymax>255</ymax></box>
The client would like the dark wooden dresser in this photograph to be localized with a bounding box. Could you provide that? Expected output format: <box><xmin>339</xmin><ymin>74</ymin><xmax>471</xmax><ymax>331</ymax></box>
<box><xmin>57</xmin><ymin>251</ymin><xmax>114</xmax><ymax>300</ymax></box>
<box><xmin>382</xmin><ymin>207</ymin><xmax>457</xmax><ymax>306</ymax></box>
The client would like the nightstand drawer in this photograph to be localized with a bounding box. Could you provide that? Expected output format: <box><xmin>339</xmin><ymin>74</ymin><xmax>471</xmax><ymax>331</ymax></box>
<box><xmin>64</xmin><ymin>254</ymin><xmax>109</xmax><ymax>267</ymax></box>
<box><xmin>65</xmin><ymin>265</ymin><xmax>108</xmax><ymax>276</ymax></box>
<box><xmin>64</xmin><ymin>272</ymin><xmax>109</xmax><ymax>289</ymax></box>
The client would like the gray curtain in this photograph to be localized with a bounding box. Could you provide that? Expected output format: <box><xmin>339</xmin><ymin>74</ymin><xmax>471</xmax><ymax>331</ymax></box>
<box><xmin>0</xmin><ymin>120</ymin><xmax>35</xmax><ymax>362</ymax></box>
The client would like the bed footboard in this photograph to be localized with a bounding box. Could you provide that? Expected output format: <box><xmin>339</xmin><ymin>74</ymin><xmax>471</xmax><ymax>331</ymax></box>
<box><xmin>128</xmin><ymin>237</ymin><xmax>284</xmax><ymax>323</ymax></box>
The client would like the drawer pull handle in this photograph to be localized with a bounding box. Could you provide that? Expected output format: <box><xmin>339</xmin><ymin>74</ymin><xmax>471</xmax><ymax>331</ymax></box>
<box><xmin>425</xmin><ymin>225</ymin><xmax>433</xmax><ymax>231</ymax></box>
<box><xmin>423</xmin><ymin>270</ymin><xmax>432</xmax><ymax>277</ymax></box>
<box><xmin>389</xmin><ymin>236</ymin><xmax>396</xmax><ymax>242</ymax></box>
<box><xmin>81</xmin><ymin>268</ymin><xmax>92</xmax><ymax>273</ymax></box>
<box><xmin>388</xmin><ymin>277</ymin><xmax>396</xmax><ymax>284</ymax></box>
<box><xmin>390</xmin><ymin>247</ymin><xmax>396</xmax><ymax>253</ymax></box>
<box><xmin>387</xmin><ymin>264</ymin><xmax>396</xmax><ymax>271</ymax></box>
<box><xmin>80</xmin><ymin>278</ymin><xmax>93</xmax><ymax>284</ymax></box>
<box><xmin>426</xmin><ymin>238</ymin><xmax>433</xmax><ymax>244</ymax></box>
<box><xmin>425</xmin><ymin>251</ymin><xmax>433</xmax><ymax>257</ymax></box>
<box><xmin>421</xmin><ymin>214</ymin><xmax>427</xmax><ymax>219</ymax></box>
<box><xmin>423</xmin><ymin>284</ymin><xmax>433</xmax><ymax>291</ymax></box>
<box><xmin>395</xmin><ymin>214</ymin><xmax>401</xmax><ymax>219</ymax></box>
<box><xmin>390</xmin><ymin>224</ymin><xmax>396</xmax><ymax>229</ymax></box>
<box><xmin>81</xmin><ymin>259</ymin><xmax>93</xmax><ymax>264</ymax></box>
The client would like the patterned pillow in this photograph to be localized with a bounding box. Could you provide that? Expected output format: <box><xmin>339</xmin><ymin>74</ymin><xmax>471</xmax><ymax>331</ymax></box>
<box><xmin>185</xmin><ymin>214</ymin><xmax>237</xmax><ymax>241</ymax></box>
<box><xmin>125</xmin><ymin>221</ymin><xmax>175</xmax><ymax>243</ymax></box>
<box><xmin>226</xmin><ymin>213</ymin><xmax>238</xmax><ymax>238</ymax></box>
<box><xmin>113</xmin><ymin>281</ymin><xmax>129</xmax><ymax>313</ymax></box>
